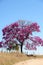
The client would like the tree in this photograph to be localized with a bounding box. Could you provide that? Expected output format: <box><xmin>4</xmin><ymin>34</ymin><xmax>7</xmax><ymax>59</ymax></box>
<box><xmin>2</xmin><ymin>20</ymin><xmax>41</xmax><ymax>53</ymax></box>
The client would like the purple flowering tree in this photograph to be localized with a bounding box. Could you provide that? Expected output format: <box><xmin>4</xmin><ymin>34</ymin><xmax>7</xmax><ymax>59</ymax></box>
<box><xmin>2</xmin><ymin>20</ymin><xmax>43</xmax><ymax>53</ymax></box>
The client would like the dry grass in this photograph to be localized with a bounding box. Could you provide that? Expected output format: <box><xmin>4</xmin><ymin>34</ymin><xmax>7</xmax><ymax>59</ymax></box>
<box><xmin>0</xmin><ymin>52</ymin><xmax>43</xmax><ymax>65</ymax></box>
<box><xmin>0</xmin><ymin>52</ymin><xmax>29</xmax><ymax>65</ymax></box>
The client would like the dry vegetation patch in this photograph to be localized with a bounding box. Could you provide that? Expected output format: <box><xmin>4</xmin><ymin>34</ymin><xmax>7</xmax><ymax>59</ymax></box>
<box><xmin>0</xmin><ymin>52</ymin><xmax>29</xmax><ymax>65</ymax></box>
<box><xmin>0</xmin><ymin>52</ymin><xmax>43</xmax><ymax>65</ymax></box>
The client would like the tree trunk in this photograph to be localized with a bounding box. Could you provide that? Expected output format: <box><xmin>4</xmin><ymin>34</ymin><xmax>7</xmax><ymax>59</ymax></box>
<box><xmin>21</xmin><ymin>43</ymin><xmax>23</xmax><ymax>53</ymax></box>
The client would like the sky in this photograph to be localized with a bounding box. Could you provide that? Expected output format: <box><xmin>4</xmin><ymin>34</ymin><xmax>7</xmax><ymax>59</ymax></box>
<box><xmin>0</xmin><ymin>0</ymin><xmax>43</xmax><ymax>41</ymax></box>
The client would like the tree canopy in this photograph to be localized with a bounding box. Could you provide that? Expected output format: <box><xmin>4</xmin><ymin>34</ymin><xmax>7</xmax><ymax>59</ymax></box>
<box><xmin>0</xmin><ymin>20</ymin><xmax>43</xmax><ymax>52</ymax></box>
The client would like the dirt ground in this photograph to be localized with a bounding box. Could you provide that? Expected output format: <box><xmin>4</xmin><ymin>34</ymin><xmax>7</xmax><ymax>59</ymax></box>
<box><xmin>14</xmin><ymin>58</ymin><xmax>43</xmax><ymax>65</ymax></box>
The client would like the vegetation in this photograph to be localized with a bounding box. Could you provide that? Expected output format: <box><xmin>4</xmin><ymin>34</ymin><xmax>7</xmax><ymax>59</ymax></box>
<box><xmin>0</xmin><ymin>52</ymin><xmax>29</xmax><ymax>65</ymax></box>
<box><xmin>0</xmin><ymin>20</ymin><xmax>43</xmax><ymax>53</ymax></box>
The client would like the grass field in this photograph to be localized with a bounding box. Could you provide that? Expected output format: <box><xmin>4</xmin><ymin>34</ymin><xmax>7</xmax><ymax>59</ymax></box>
<box><xmin>0</xmin><ymin>52</ymin><xmax>29</xmax><ymax>65</ymax></box>
<box><xmin>0</xmin><ymin>52</ymin><xmax>43</xmax><ymax>65</ymax></box>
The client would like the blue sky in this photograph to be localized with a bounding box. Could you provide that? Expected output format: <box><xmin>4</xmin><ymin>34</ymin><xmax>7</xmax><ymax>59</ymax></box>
<box><xmin>0</xmin><ymin>0</ymin><xmax>43</xmax><ymax>41</ymax></box>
